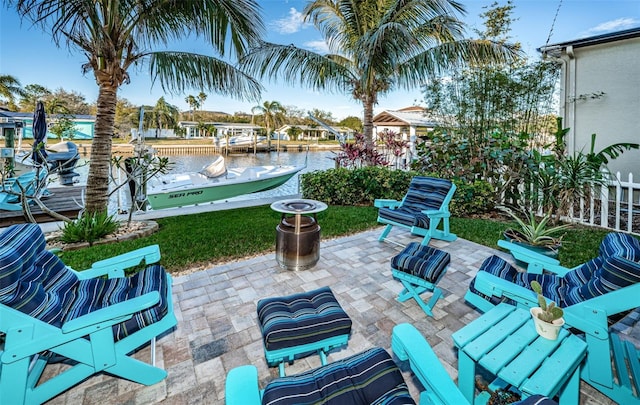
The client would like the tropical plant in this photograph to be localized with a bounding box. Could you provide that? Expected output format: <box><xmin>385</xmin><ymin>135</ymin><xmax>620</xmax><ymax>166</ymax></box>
<box><xmin>0</xmin><ymin>74</ymin><xmax>24</xmax><ymax>109</ymax></box>
<box><xmin>530</xmin><ymin>280</ymin><xmax>564</xmax><ymax>323</ymax></box>
<box><xmin>10</xmin><ymin>0</ymin><xmax>264</xmax><ymax>215</ymax></box>
<box><xmin>333</xmin><ymin>133</ymin><xmax>388</xmax><ymax>169</ymax></box>
<box><xmin>500</xmin><ymin>207</ymin><xmax>571</xmax><ymax>248</ymax></box>
<box><xmin>252</xmin><ymin>100</ymin><xmax>285</xmax><ymax>150</ymax></box>
<box><xmin>48</xmin><ymin>115</ymin><xmax>76</xmax><ymax>140</ymax></box>
<box><xmin>240</xmin><ymin>0</ymin><xmax>519</xmax><ymax>146</ymax></box>
<box><xmin>152</xmin><ymin>97</ymin><xmax>179</xmax><ymax>138</ymax></box>
<box><xmin>60</xmin><ymin>211</ymin><xmax>120</xmax><ymax>246</ymax></box>
<box><xmin>185</xmin><ymin>95</ymin><xmax>199</xmax><ymax>121</ymax></box>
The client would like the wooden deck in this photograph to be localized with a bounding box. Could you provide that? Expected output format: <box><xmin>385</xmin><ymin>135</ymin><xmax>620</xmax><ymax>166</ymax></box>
<box><xmin>0</xmin><ymin>186</ymin><xmax>84</xmax><ymax>227</ymax></box>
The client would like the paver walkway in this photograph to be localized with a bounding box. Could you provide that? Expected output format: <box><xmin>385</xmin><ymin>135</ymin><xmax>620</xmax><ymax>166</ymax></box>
<box><xmin>46</xmin><ymin>228</ymin><xmax>614</xmax><ymax>404</ymax></box>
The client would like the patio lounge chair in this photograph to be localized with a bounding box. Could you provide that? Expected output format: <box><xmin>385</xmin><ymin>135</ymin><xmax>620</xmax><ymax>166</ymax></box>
<box><xmin>226</xmin><ymin>323</ymin><xmax>557</xmax><ymax>405</ymax></box>
<box><xmin>464</xmin><ymin>232</ymin><xmax>640</xmax><ymax>404</ymax></box>
<box><xmin>0</xmin><ymin>169</ymin><xmax>47</xmax><ymax>211</ymax></box>
<box><xmin>0</xmin><ymin>223</ymin><xmax>177</xmax><ymax>405</ymax></box>
<box><xmin>375</xmin><ymin>176</ymin><xmax>457</xmax><ymax>246</ymax></box>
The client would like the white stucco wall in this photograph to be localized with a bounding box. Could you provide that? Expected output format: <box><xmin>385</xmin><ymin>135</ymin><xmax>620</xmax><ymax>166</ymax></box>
<box><xmin>560</xmin><ymin>36</ymin><xmax>640</xmax><ymax>178</ymax></box>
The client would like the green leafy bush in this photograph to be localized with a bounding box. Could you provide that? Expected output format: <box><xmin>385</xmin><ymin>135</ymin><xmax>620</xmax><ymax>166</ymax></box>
<box><xmin>450</xmin><ymin>180</ymin><xmax>495</xmax><ymax>216</ymax></box>
<box><xmin>61</xmin><ymin>211</ymin><xmax>120</xmax><ymax>246</ymax></box>
<box><xmin>301</xmin><ymin>167</ymin><xmax>415</xmax><ymax>205</ymax></box>
<box><xmin>302</xmin><ymin>167</ymin><xmax>496</xmax><ymax>216</ymax></box>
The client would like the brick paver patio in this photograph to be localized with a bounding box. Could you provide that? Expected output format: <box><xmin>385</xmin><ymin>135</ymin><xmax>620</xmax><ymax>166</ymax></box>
<box><xmin>45</xmin><ymin>228</ymin><xmax>614</xmax><ymax>404</ymax></box>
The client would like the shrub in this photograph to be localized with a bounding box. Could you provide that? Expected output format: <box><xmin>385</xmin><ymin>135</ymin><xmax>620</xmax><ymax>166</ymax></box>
<box><xmin>301</xmin><ymin>167</ymin><xmax>415</xmax><ymax>205</ymax></box>
<box><xmin>61</xmin><ymin>211</ymin><xmax>120</xmax><ymax>246</ymax></box>
<box><xmin>449</xmin><ymin>180</ymin><xmax>495</xmax><ymax>216</ymax></box>
<box><xmin>302</xmin><ymin>167</ymin><xmax>495</xmax><ymax>215</ymax></box>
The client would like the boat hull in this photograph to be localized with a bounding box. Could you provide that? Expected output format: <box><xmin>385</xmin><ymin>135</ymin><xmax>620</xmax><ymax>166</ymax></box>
<box><xmin>146</xmin><ymin>167</ymin><xmax>301</xmax><ymax>210</ymax></box>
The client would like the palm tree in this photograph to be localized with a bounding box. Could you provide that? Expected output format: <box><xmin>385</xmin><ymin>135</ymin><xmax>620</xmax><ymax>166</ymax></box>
<box><xmin>153</xmin><ymin>97</ymin><xmax>179</xmax><ymax>138</ymax></box>
<box><xmin>0</xmin><ymin>74</ymin><xmax>24</xmax><ymax>109</ymax></box>
<box><xmin>252</xmin><ymin>100</ymin><xmax>285</xmax><ymax>151</ymax></box>
<box><xmin>185</xmin><ymin>95</ymin><xmax>199</xmax><ymax>120</ymax></box>
<box><xmin>240</xmin><ymin>0</ymin><xmax>519</xmax><ymax>145</ymax></box>
<box><xmin>10</xmin><ymin>0</ymin><xmax>264</xmax><ymax>214</ymax></box>
<box><xmin>197</xmin><ymin>92</ymin><xmax>208</xmax><ymax>112</ymax></box>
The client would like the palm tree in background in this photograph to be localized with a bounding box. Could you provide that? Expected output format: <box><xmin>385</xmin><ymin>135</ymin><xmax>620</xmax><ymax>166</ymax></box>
<box><xmin>184</xmin><ymin>95</ymin><xmax>199</xmax><ymax>121</ymax></box>
<box><xmin>240</xmin><ymin>0</ymin><xmax>520</xmax><ymax>145</ymax></box>
<box><xmin>153</xmin><ymin>97</ymin><xmax>179</xmax><ymax>138</ymax></box>
<box><xmin>0</xmin><ymin>74</ymin><xmax>25</xmax><ymax>110</ymax></box>
<box><xmin>252</xmin><ymin>100</ymin><xmax>285</xmax><ymax>151</ymax></box>
<box><xmin>197</xmin><ymin>92</ymin><xmax>208</xmax><ymax>112</ymax></box>
<box><xmin>10</xmin><ymin>0</ymin><xmax>264</xmax><ymax>214</ymax></box>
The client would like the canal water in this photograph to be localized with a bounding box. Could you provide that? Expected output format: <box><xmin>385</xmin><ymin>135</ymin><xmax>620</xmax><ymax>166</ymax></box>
<box><xmin>66</xmin><ymin>150</ymin><xmax>337</xmax><ymax>212</ymax></box>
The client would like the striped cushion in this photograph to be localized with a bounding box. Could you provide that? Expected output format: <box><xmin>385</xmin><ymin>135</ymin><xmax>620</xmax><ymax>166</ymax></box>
<box><xmin>0</xmin><ymin>223</ymin><xmax>170</xmax><ymax>340</ymax></box>
<box><xmin>563</xmin><ymin>257</ymin><xmax>602</xmax><ymax>287</ymax></box>
<box><xmin>515</xmin><ymin>272</ymin><xmax>565</xmax><ymax>305</ymax></box>
<box><xmin>257</xmin><ymin>287</ymin><xmax>352</xmax><ymax>352</ymax></box>
<box><xmin>261</xmin><ymin>347</ymin><xmax>415</xmax><ymax>405</ymax></box>
<box><xmin>578</xmin><ymin>256</ymin><xmax>640</xmax><ymax>300</ymax></box>
<box><xmin>378</xmin><ymin>206</ymin><xmax>430</xmax><ymax>228</ymax></box>
<box><xmin>378</xmin><ymin>177</ymin><xmax>452</xmax><ymax>228</ymax></box>
<box><xmin>0</xmin><ymin>224</ymin><xmax>46</xmax><ymax>301</ymax></box>
<box><xmin>599</xmin><ymin>232</ymin><xmax>640</xmax><ymax>261</ymax></box>
<box><xmin>64</xmin><ymin>264</ymin><xmax>170</xmax><ymax>340</ymax></box>
<box><xmin>391</xmin><ymin>242</ymin><xmax>450</xmax><ymax>283</ymax></box>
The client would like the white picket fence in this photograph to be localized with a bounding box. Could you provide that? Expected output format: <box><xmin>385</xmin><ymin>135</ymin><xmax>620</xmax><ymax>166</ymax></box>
<box><xmin>571</xmin><ymin>172</ymin><xmax>639</xmax><ymax>234</ymax></box>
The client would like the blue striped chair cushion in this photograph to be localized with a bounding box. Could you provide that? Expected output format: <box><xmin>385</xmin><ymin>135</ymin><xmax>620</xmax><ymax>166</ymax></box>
<box><xmin>391</xmin><ymin>242</ymin><xmax>450</xmax><ymax>283</ymax></box>
<box><xmin>0</xmin><ymin>224</ymin><xmax>46</xmax><ymax>301</ymax></box>
<box><xmin>378</xmin><ymin>177</ymin><xmax>453</xmax><ymax>229</ymax></box>
<box><xmin>563</xmin><ymin>257</ymin><xmax>602</xmax><ymax>287</ymax></box>
<box><xmin>599</xmin><ymin>232</ymin><xmax>640</xmax><ymax>261</ymax></box>
<box><xmin>64</xmin><ymin>264</ymin><xmax>170</xmax><ymax>340</ymax></box>
<box><xmin>257</xmin><ymin>287</ymin><xmax>352</xmax><ymax>352</ymax></box>
<box><xmin>378</xmin><ymin>206</ymin><xmax>430</xmax><ymax>228</ymax></box>
<box><xmin>261</xmin><ymin>347</ymin><xmax>415</xmax><ymax>405</ymax></box>
<box><xmin>0</xmin><ymin>224</ymin><xmax>170</xmax><ymax>340</ymax></box>
<box><xmin>577</xmin><ymin>255</ymin><xmax>640</xmax><ymax>301</ymax></box>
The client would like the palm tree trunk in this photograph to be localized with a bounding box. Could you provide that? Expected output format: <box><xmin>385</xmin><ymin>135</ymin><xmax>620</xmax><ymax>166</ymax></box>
<box><xmin>363</xmin><ymin>97</ymin><xmax>375</xmax><ymax>147</ymax></box>
<box><xmin>85</xmin><ymin>85</ymin><xmax>116</xmax><ymax>214</ymax></box>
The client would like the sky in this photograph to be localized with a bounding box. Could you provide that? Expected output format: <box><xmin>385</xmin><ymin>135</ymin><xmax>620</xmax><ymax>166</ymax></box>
<box><xmin>1</xmin><ymin>0</ymin><xmax>639</xmax><ymax>121</ymax></box>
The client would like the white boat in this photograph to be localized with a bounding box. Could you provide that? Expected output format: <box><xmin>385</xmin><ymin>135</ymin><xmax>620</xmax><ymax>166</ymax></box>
<box><xmin>216</xmin><ymin>135</ymin><xmax>266</xmax><ymax>147</ymax></box>
<box><xmin>145</xmin><ymin>155</ymin><xmax>305</xmax><ymax>210</ymax></box>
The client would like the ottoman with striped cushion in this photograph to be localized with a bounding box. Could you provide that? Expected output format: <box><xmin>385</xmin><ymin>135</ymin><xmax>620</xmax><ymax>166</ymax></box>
<box><xmin>257</xmin><ymin>286</ymin><xmax>352</xmax><ymax>376</ymax></box>
<box><xmin>391</xmin><ymin>242</ymin><xmax>450</xmax><ymax>317</ymax></box>
<box><xmin>226</xmin><ymin>347</ymin><xmax>415</xmax><ymax>405</ymax></box>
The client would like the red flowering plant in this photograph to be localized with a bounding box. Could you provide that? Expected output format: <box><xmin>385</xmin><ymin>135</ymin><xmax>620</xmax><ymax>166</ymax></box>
<box><xmin>377</xmin><ymin>129</ymin><xmax>410</xmax><ymax>169</ymax></box>
<box><xmin>332</xmin><ymin>133</ymin><xmax>389</xmax><ymax>168</ymax></box>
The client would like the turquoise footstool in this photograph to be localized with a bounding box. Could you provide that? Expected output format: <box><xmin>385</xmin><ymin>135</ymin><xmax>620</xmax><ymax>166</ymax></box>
<box><xmin>391</xmin><ymin>242</ymin><xmax>450</xmax><ymax>317</ymax></box>
<box><xmin>257</xmin><ymin>286</ymin><xmax>352</xmax><ymax>376</ymax></box>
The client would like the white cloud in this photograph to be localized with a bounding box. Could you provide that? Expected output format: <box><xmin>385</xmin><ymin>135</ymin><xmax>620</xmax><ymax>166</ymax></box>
<box><xmin>271</xmin><ymin>8</ymin><xmax>307</xmax><ymax>34</ymax></box>
<box><xmin>303</xmin><ymin>40</ymin><xmax>330</xmax><ymax>54</ymax></box>
<box><xmin>585</xmin><ymin>17</ymin><xmax>639</xmax><ymax>35</ymax></box>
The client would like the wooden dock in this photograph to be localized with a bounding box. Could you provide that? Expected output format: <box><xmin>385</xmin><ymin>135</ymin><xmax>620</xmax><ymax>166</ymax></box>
<box><xmin>0</xmin><ymin>186</ymin><xmax>84</xmax><ymax>227</ymax></box>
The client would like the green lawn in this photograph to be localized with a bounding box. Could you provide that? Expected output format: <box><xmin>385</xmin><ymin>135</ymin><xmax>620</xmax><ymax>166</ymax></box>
<box><xmin>59</xmin><ymin>206</ymin><xmax>615</xmax><ymax>273</ymax></box>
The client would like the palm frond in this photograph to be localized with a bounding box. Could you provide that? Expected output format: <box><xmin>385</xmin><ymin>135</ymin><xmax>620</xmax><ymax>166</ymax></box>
<box><xmin>149</xmin><ymin>52</ymin><xmax>262</xmax><ymax>101</ymax></box>
<box><xmin>239</xmin><ymin>42</ymin><xmax>354</xmax><ymax>92</ymax></box>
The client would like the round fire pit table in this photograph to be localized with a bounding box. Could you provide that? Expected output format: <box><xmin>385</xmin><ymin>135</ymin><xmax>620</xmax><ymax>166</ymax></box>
<box><xmin>270</xmin><ymin>199</ymin><xmax>328</xmax><ymax>271</ymax></box>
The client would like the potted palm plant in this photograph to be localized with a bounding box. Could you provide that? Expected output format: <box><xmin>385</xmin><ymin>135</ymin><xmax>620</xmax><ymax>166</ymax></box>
<box><xmin>500</xmin><ymin>207</ymin><xmax>571</xmax><ymax>260</ymax></box>
<box><xmin>529</xmin><ymin>281</ymin><xmax>565</xmax><ymax>340</ymax></box>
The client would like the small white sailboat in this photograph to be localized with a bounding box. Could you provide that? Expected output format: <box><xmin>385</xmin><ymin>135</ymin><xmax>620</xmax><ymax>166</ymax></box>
<box><xmin>145</xmin><ymin>155</ymin><xmax>304</xmax><ymax>210</ymax></box>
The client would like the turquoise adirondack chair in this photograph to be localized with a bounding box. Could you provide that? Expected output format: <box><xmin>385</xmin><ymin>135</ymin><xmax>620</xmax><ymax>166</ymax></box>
<box><xmin>0</xmin><ymin>223</ymin><xmax>177</xmax><ymax>405</ymax></box>
<box><xmin>0</xmin><ymin>169</ymin><xmax>47</xmax><ymax>211</ymax></box>
<box><xmin>465</xmin><ymin>232</ymin><xmax>640</xmax><ymax>404</ymax></box>
<box><xmin>225</xmin><ymin>322</ymin><xmax>557</xmax><ymax>404</ymax></box>
<box><xmin>375</xmin><ymin>176</ymin><xmax>457</xmax><ymax>246</ymax></box>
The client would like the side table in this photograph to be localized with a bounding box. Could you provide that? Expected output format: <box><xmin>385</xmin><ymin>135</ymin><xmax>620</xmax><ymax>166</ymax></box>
<box><xmin>452</xmin><ymin>303</ymin><xmax>586</xmax><ymax>405</ymax></box>
<box><xmin>270</xmin><ymin>199</ymin><xmax>328</xmax><ymax>270</ymax></box>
